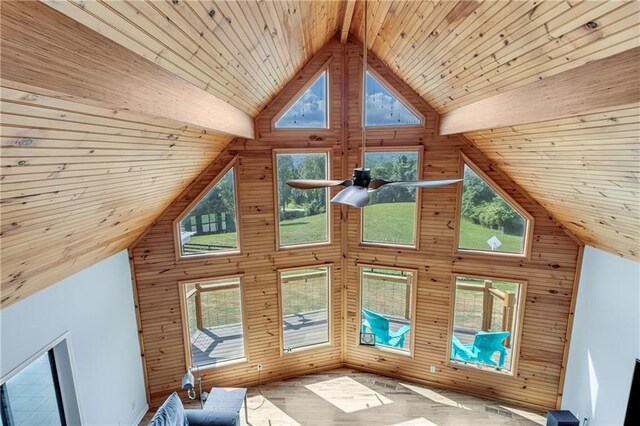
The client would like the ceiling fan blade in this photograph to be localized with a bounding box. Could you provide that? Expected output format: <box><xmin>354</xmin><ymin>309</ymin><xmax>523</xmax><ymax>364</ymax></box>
<box><xmin>330</xmin><ymin>185</ymin><xmax>370</xmax><ymax>208</ymax></box>
<box><xmin>370</xmin><ymin>178</ymin><xmax>462</xmax><ymax>189</ymax></box>
<box><xmin>286</xmin><ymin>179</ymin><xmax>351</xmax><ymax>190</ymax></box>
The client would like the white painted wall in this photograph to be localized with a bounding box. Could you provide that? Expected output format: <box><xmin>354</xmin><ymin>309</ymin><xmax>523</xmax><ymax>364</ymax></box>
<box><xmin>562</xmin><ymin>246</ymin><xmax>640</xmax><ymax>426</ymax></box>
<box><xmin>1</xmin><ymin>250</ymin><xmax>148</xmax><ymax>425</ymax></box>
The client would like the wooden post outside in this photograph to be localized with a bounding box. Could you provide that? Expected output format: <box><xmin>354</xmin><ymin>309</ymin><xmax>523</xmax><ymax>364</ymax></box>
<box><xmin>404</xmin><ymin>275</ymin><xmax>412</xmax><ymax>320</ymax></box>
<box><xmin>482</xmin><ymin>280</ymin><xmax>493</xmax><ymax>331</ymax></box>
<box><xmin>195</xmin><ymin>285</ymin><xmax>203</xmax><ymax>330</ymax></box>
<box><xmin>502</xmin><ymin>291</ymin><xmax>516</xmax><ymax>347</ymax></box>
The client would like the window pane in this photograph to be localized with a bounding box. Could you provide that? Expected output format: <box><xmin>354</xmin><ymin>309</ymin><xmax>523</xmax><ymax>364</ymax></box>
<box><xmin>184</xmin><ymin>278</ymin><xmax>245</xmax><ymax>367</ymax></box>
<box><xmin>360</xmin><ymin>267</ymin><xmax>413</xmax><ymax>352</ymax></box>
<box><xmin>275</xmin><ymin>71</ymin><xmax>328</xmax><ymax>128</ymax></box>
<box><xmin>459</xmin><ymin>164</ymin><xmax>527</xmax><ymax>254</ymax></box>
<box><xmin>280</xmin><ymin>267</ymin><xmax>330</xmax><ymax>351</ymax></box>
<box><xmin>2</xmin><ymin>352</ymin><xmax>64</xmax><ymax>426</ymax></box>
<box><xmin>178</xmin><ymin>167</ymin><xmax>238</xmax><ymax>256</ymax></box>
<box><xmin>362</xmin><ymin>151</ymin><xmax>418</xmax><ymax>246</ymax></box>
<box><xmin>365</xmin><ymin>72</ymin><xmax>420</xmax><ymax>127</ymax></box>
<box><xmin>276</xmin><ymin>153</ymin><xmax>329</xmax><ymax>246</ymax></box>
<box><xmin>451</xmin><ymin>276</ymin><xmax>521</xmax><ymax>373</ymax></box>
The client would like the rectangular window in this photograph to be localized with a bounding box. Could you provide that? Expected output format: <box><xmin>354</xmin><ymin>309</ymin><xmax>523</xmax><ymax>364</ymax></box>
<box><xmin>279</xmin><ymin>266</ymin><xmax>330</xmax><ymax>352</ymax></box>
<box><xmin>360</xmin><ymin>266</ymin><xmax>415</xmax><ymax>353</ymax></box>
<box><xmin>180</xmin><ymin>276</ymin><xmax>246</xmax><ymax>368</ymax></box>
<box><xmin>1</xmin><ymin>351</ymin><xmax>66</xmax><ymax>426</ymax></box>
<box><xmin>275</xmin><ymin>151</ymin><xmax>330</xmax><ymax>247</ymax></box>
<box><xmin>362</xmin><ymin>150</ymin><xmax>420</xmax><ymax>246</ymax></box>
<box><xmin>450</xmin><ymin>276</ymin><xmax>524</xmax><ymax>374</ymax></box>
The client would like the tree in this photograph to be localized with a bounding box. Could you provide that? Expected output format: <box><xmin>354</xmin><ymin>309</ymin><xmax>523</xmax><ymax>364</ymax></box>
<box><xmin>277</xmin><ymin>155</ymin><xmax>297</xmax><ymax>214</ymax></box>
<box><xmin>297</xmin><ymin>154</ymin><xmax>327</xmax><ymax>216</ymax></box>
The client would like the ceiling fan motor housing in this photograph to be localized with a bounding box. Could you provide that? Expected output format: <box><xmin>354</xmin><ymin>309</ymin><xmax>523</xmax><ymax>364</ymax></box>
<box><xmin>353</xmin><ymin>168</ymin><xmax>371</xmax><ymax>188</ymax></box>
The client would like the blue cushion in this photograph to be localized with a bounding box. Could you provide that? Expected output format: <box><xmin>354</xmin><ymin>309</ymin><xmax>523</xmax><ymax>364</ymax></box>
<box><xmin>185</xmin><ymin>408</ymin><xmax>239</xmax><ymax>426</ymax></box>
<box><xmin>148</xmin><ymin>392</ymin><xmax>188</xmax><ymax>426</ymax></box>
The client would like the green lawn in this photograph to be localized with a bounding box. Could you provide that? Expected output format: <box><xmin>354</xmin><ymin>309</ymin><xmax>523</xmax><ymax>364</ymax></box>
<box><xmin>280</xmin><ymin>212</ymin><xmax>327</xmax><ymax>245</ymax></box>
<box><xmin>186</xmin><ymin>203</ymin><xmax>523</xmax><ymax>254</ymax></box>
<box><xmin>459</xmin><ymin>218</ymin><xmax>524</xmax><ymax>253</ymax></box>
<box><xmin>363</xmin><ymin>202</ymin><xmax>416</xmax><ymax>245</ymax></box>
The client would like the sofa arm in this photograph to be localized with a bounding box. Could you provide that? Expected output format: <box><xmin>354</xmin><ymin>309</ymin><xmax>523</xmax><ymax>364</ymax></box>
<box><xmin>185</xmin><ymin>408</ymin><xmax>239</xmax><ymax>426</ymax></box>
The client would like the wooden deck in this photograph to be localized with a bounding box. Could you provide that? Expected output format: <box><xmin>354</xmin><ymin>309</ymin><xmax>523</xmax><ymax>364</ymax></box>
<box><xmin>192</xmin><ymin>310</ymin><xmax>332</xmax><ymax>366</ymax></box>
<box><xmin>192</xmin><ymin>312</ymin><xmax>509</xmax><ymax>370</ymax></box>
<box><xmin>191</xmin><ymin>310</ymin><xmax>413</xmax><ymax>366</ymax></box>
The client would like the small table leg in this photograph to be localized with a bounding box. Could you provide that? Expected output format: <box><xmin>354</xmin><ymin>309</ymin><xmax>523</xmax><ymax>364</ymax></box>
<box><xmin>244</xmin><ymin>395</ymin><xmax>248</xmax><ymax>425</ymax></box>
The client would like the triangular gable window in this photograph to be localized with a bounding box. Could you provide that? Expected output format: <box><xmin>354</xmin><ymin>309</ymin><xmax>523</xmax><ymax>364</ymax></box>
<box><xmin>365</xmin><ymin>71</ymin><xmax>421</xmax><ymax>127</ymax></box>
<box><xmin>175</xmin><ymin>159</ymin><xmax>240</xmax><ymax>258</ymax></box>
<box><xmin>275</xmin><ymin>70</ymin><xmax>328</xmax><ymax>129</ymax></box>
<box><xmin>458</xmin><ymin>157</ymin><xmax>533</xmax><ymax>256</ymax></box>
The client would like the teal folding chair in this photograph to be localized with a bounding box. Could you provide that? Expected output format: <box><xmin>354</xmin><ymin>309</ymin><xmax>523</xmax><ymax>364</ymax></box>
<box><xmin>472</xmin><ymin>331</ymin><xmax>510</xmax><ymax>368</ymax></box>
<box><xmin>361</xmin><ymin>308</ymin><xmax>410</xmax><ymax>348</ymax></box>
<box><xmin>451</xmin><ymin>331</ymin><xmax>510</xmax><ymax>368</ymax></box>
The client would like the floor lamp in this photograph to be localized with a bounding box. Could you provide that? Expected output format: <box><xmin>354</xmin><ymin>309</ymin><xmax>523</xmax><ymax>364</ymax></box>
<box><xmin>181</xmin><ymin>366</ymin><xmax>204</xmax><ymax>409</ymax></box>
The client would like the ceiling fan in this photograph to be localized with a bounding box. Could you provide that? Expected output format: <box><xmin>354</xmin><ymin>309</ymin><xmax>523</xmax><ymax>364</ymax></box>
<box><xmin>286</xmin><ymin>0</ymin><xmax>460</xmax><ymax>208</ymax></box>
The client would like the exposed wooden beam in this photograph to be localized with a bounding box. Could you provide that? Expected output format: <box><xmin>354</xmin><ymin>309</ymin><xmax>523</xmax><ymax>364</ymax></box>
<box><xmin>440</xmin><ymin>47</ymin><xmax>640</xmax><ymax>135</ymax></box>
<box><xmin>0</xmin><ymin>1</ymin><xmax>254</xmax><ymax>139</ymax></box>
<box><xmin>340</xmin><ymin>0</ymin><xmax>357</xmax><ymax>44</ymax></box>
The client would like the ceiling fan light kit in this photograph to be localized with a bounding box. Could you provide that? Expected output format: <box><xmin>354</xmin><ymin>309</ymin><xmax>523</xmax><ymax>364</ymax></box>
<box><xmin>285</xmin><ymin>0</ymin><xmax>460</xmax><ymax>208</ymax></box>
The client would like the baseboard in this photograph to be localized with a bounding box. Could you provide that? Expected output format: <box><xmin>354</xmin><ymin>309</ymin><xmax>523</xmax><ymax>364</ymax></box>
<box><xmin>132</xmin><ymin>404</ymin><xmax>149</xmax><ymax>426</ymax></box>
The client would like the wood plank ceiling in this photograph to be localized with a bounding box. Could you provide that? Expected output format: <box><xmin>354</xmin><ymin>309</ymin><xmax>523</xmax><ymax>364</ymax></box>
<box><xmin>1</xmin><ymin>0</ymin><xmax>638</xmax><ymax>306</ymax></box>
<box><xmin>0</xmin><ymin>0</ymin><xmax>345</xmax><ymax>307</ymax></box>
<box><xmin>43</xmin><ymin>0</ymin><xmax>346</xmax><ymax>117</ymax></box>
<box><xmin>349</xmin><ymin>0</ymin><xmax>640</xmax><ymax>260</ymax></box>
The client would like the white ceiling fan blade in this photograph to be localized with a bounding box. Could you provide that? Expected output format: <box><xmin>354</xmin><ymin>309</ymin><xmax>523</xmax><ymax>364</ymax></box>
<box><xmin>330</xmin><ymin>186</ymin><xmax>370</xmax><ymax>208</ymax></box>
<box><xmin>371</xmin><ymin>178</ymin><xmax>462</xmax><ymax>189</ymax></box>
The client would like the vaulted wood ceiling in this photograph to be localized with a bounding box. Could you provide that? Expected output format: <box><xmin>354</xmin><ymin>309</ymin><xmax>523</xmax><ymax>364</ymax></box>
<box><xmin>1</xmin><ymin>0</ymin><xmax>638</xmax><ymax>306</ymax></box>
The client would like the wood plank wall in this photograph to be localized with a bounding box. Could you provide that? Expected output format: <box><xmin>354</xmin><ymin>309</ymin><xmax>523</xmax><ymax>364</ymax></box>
<box><xmin>342</xmin><ymin>39</ymin><xmax>581</xmax><ymax>411</ymax></box>
<box><xmin>0</xmin><ymin>80</ymin><xmax>232</xmax><ymax>307</ymax></box>
<box><xmin>130</xmin><ymin>40</ymin><xmax>345</xmax><ymax>406</ymax></box>
<box><xmin>131</xmin><ymin>37</ymin><xmax>581</xmax><ymax>410</ymax></box>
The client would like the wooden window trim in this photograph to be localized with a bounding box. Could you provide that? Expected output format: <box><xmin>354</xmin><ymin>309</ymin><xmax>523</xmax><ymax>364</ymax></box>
<box><xmin>178</xmin><ymin>274</ymin><xmax>249</xmax><ymax>372</ymax></box>
<box><xmin>276</xmin><ymin>264</ymin><xmax>333</xmax><ymax>356</ymax></box>
<box><xmin>446</xmin><ymin>273</ymin><xmax>528</xmax><ymax>377</ymax></box>
<box><xmin>271</xmin><ymin>60</ymin><xmax>332</xmax><ymax>132</ymax></box>
<box><xmin>173</xmin><ymin>155</ymin><xmax>242</xmax><ymax>261</ymax></box>
<box><xmin>363</xmin><ymin>66</ymin><xmax>425</xmax><ymax>130</ymax></box>
<box><xmin>272</xmin><ymin>148</ymin><xmax>333</xmax><ymax>250</ymax></box>
<box><xmin>359</xmin><ymin>146</ymin><xmax>424</xmax><ymax>250</ymax></box>
<box><xmin>453</xmin><ymin>153</ymin><xmax>534</xmax><ymax>260</ymax></box>
<box><xmin>356</xmin><ymin>263</ymin><xmax>418</xmax><ymax>359</ymax></box>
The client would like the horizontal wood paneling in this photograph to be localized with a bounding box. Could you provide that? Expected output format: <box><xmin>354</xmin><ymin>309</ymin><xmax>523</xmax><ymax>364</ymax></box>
<box><xmin>132</xmin><ymin>36</ymin><xmax>581</xmax><ymax>411</ymax></box>
<box><xmin>43</xmin><ymin>0</ymin><xmax>345</xmax><ymax>117</ymax></box>
<box><xmin>466</xmin><ymin>105</ymin><xmax>640</xmax><ymax>260</ymax></box>
<box><xmin>0</xmin><ymin>81</ymin><xmax>232</xmax><ymax>307</ymax></box>
<box><xmin>131</xmin><ymin>40</ymin><xmax>346</xmax><ymax>406</ymax></box>
<box><xmin>341</xmin><ymin>38</ymin><xmax>581</xmax><ymax>411</ymax></box>
<box><xmin>350</xmin><ymin>0</ymin><xmax>640</xmax><ymax>113</ymax></box>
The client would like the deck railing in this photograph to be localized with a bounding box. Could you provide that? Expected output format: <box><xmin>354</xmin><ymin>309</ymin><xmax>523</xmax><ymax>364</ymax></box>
<box><xmin>455</xmin><ymin>280</ymin><xmax>516</xmax><ymax>347</ymax></box>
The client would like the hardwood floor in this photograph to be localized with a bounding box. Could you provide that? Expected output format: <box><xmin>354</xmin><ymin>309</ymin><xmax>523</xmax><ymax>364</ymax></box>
<box><xmin>141</xmin><ymin>368</ymin><xmax>546</xmax><ymax>425</ymax></box>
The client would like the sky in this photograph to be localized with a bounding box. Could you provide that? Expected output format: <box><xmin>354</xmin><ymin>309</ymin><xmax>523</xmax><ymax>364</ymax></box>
<box><xmin>275</xmin><ymin>70</ymin><xmax>421</xmax><ymax>128</ymax></box>
<box><xmin>276</xmin><ymin>72</ymin><xmax>327</xmax><ymax>128</ymax></box>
